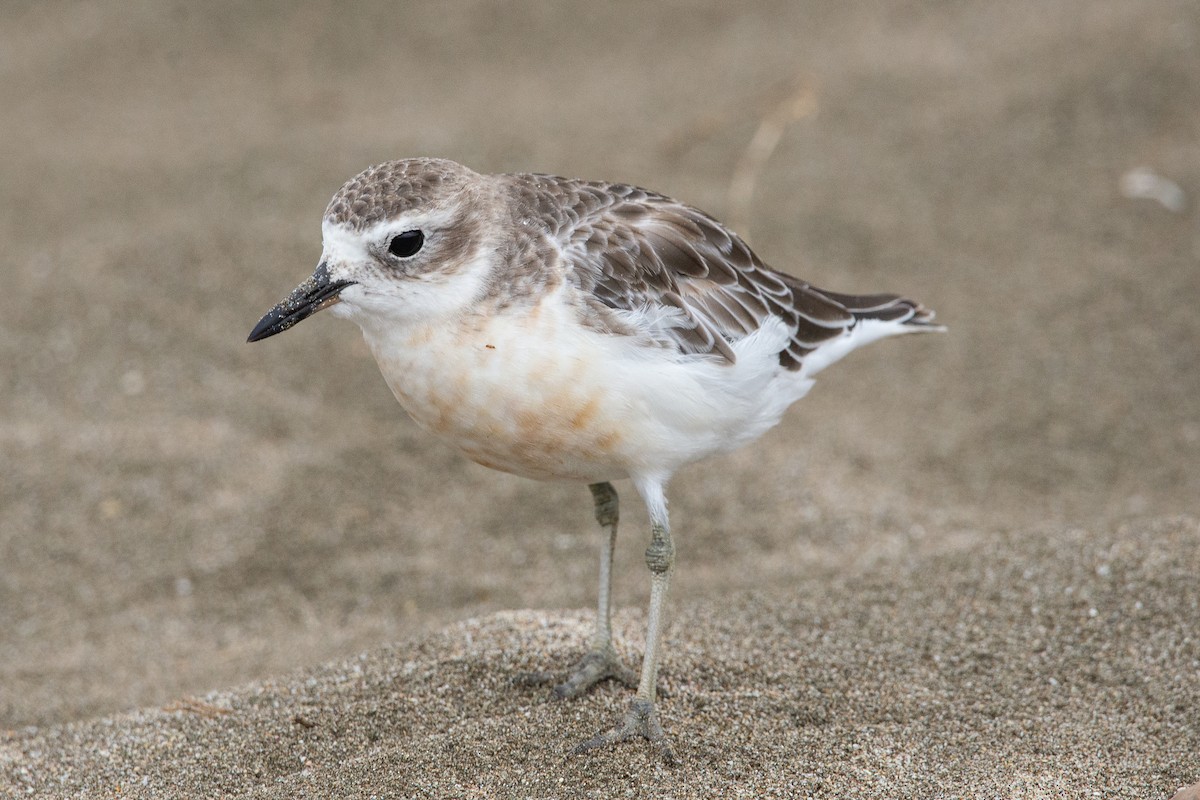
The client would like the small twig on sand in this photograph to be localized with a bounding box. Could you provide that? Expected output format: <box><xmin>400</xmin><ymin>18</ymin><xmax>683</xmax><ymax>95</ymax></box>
<box><xmin>727</xmin><ymin>79</ymin><xmax>818</xmax><ymax>240</ymax></box>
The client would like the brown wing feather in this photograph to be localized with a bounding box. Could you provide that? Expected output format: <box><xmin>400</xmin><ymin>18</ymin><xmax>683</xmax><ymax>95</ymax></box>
<box><xmin>513</xmin><ymin>174</ymin><xmax>934</xmax><ymax>370</ymax></box>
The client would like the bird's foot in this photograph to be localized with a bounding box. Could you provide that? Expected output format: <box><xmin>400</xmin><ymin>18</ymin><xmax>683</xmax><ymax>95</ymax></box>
<box><xmin>570</xmin><ymin>697</ymin><xmax>677</xmax><ymax>765</ymax></box>
<box><xmin>552</xmin><ymin>646</ymin><xmax>637</xmax><ymax>699</ymax></box>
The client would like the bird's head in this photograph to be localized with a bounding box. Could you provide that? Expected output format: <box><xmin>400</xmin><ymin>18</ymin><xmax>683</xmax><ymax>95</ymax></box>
<box><xmin>248</xmin><ymin>158</ymin><xmax>499</xmax><ymax>342</ymax></box>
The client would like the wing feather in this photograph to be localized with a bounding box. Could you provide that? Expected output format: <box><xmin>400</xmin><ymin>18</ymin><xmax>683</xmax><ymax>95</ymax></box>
<box><xmin>514</xmin><ymin>174</ymin><xmax>935</xmax><ymax>370</ymax></box>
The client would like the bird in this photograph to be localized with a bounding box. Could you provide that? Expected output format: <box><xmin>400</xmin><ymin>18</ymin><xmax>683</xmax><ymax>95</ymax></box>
<box><xmin>248</xmin><ymin>157</ymin><xmax>943</xmax><ymax>763</ymax></box>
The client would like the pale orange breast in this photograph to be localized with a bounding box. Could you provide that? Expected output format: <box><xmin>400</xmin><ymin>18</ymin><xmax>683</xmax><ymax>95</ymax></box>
<box><xmin>368</xmin><ymin>306</ymin><xmax>631</xmax><ymax>482</ymax></box>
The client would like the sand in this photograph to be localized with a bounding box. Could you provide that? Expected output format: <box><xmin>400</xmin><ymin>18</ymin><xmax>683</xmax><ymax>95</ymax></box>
<box><xmin>2</xmin><ymin>1</ymin><xmax>1198</xmax><ymax>797</ymax></box>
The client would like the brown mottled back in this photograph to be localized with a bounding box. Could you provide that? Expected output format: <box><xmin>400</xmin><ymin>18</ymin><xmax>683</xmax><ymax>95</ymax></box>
<box><xmin>501</xmin><ymin>172</ymin><xmax>938</xmax><ymax>371</ymax></box>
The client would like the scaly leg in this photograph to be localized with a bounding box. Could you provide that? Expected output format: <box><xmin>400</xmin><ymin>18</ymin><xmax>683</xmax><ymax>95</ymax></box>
<box><xmin>572</xmin><ymin>477</ymin><xmax>677</xmax><ymax>764</ymax></box>
<box><xmin>554</xmin><ymin>482</ymin><xmax>637</xmax><ymax>698</ymax></box>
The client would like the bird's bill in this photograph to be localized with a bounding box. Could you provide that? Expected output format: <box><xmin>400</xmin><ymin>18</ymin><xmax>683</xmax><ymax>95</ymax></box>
<box><xmin>247</xmin><ymin>263</ymin><xmax>355</xmax><ymax>342</ymax></box>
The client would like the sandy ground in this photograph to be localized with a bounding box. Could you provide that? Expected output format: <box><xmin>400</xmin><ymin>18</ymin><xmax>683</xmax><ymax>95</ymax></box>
<box><xmin>1</xmin><ymin>1</ymin><xmax>1198</xmax><ymax>797</ymax></box>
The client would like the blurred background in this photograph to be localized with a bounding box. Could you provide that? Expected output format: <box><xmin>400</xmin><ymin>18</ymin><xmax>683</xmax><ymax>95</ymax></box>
<box><xmin>2</xmin><ymin>0</ymin><xmax>1197</xmax><ymax>728</ymax></box>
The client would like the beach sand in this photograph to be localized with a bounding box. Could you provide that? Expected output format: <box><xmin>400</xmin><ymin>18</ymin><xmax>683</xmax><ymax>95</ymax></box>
<box><xmin>2</xmin><ymin>1</ymin><xmax>1197</xmax><ymax>796</ymax></box>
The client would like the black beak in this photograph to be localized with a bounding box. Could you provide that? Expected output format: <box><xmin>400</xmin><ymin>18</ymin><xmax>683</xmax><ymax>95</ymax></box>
<box><xmin>247</xmin><ymin>263</ymin><xmax>355</xmax><ymax>343</ymax></box>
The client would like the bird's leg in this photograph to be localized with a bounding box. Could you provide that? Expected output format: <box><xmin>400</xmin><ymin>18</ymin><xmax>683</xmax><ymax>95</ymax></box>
<box><xmin>572</xmin><ymin>478</ymin><xmax>677</xmax><ymax>764</ymax></box>
<box><xmin>554</xmin><ymin>482</ymin><xmax>637</xmax><ymax>698</ymax></box>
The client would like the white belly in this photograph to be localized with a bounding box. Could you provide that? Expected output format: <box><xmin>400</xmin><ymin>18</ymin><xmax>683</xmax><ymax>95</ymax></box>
<box><xmin>357</xmin><ymin>292</ymin><xmax>812</xmax><ymax>483</ymax></box>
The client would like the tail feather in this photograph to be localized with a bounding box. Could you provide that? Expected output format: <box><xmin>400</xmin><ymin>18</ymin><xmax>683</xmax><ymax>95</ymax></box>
<box><xmin>812</xmin><ymin>287</ymin><xmax>943</xmax><ymax>330</ymax></box>
<box><xmin>794</xmin><ymin>286</ymin><xmax>945</xmax><ymax>378</ymax></box>
<box><xmin>771</xmin><ymin>270</ymin><xmax>943</xmax><ymax>370</ymax></box>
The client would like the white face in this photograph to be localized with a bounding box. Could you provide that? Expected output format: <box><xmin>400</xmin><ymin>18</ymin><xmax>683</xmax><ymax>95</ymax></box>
<box><xmin>247</xmin><ymin>159</ymin><xmax>501</xmax><ymax>345</ymax></box>
<box><xmin>322</xmin><ymin>209</ymin><xmax>494</xmax><ymax>328</ymax></box>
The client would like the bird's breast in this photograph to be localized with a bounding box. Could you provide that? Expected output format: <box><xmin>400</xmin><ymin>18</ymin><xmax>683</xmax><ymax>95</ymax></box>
<box><xmin>362</xmin><ymin>299</ymin><xmax>631</xmax><ymax>481</ymax></box>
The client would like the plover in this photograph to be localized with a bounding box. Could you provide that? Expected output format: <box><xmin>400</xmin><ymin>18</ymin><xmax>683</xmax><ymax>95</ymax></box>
<box><xmin>249</xmin><ymin>158</ymin><xmax>943</xmax><ymax>762</ymax></box>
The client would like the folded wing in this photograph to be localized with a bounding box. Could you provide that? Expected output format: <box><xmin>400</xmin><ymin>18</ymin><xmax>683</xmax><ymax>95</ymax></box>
<box><xmin>539</xmin><ymin>177</ymin><xmax>936</xmax><ymax>371</ymax></box>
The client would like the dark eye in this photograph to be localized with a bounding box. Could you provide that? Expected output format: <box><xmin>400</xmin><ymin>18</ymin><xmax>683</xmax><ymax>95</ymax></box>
<box><xmin>388</xmin><ymin>230</ymin><xmax>424</xmax><ymax>258</ymax></box>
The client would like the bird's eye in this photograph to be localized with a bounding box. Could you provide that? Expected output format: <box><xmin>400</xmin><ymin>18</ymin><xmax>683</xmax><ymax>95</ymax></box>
<box><xmin>388</xmin><ymin>230</ymin><xmax>424</xmax><ymax>258</ymax></box>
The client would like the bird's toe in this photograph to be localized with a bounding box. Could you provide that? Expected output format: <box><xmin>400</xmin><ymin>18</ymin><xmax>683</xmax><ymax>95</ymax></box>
<box><xmin>569</xmin><ymin>697</ymin><xmax>677</xmax><ymax>766</ymax></box>
<box><xmin>553</xmin><ymin>647</ymin><xmax>638</xmax><ymax>699</ymax></box>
